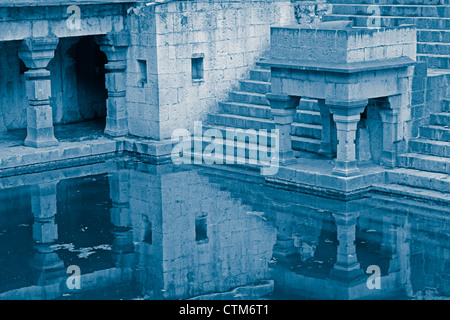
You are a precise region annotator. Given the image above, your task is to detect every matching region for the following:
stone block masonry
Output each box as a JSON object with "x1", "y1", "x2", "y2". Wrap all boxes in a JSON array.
[{"x1": 126, "y1": 0, "x2": 295, "y2": 141}]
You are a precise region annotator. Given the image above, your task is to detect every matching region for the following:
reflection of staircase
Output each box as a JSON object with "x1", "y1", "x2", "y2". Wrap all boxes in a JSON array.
[
  {"x1": 204, "y1": 64, "x2": 323, "y2": 156},
  {"x1": 323, "y1": 0, "x2": 450, "y2": 70}
]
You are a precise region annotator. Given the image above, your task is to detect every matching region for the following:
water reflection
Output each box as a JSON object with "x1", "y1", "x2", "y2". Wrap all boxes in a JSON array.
[{"x1": 0, "y1": 160, "x2": 448, "y2": 300}]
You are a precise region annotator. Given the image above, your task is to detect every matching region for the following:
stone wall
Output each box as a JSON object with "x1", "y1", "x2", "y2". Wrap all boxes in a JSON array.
[{"x1": 126, "y1": 0, "x2": 295, "y2": 140}]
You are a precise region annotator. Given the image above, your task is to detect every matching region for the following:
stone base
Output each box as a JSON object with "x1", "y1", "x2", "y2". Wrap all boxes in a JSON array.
[
  {"x1": 278, "y1": 151, "x2": 298, "y2": 166},
  {"x1": 332, "y1": 161, "x2": 360, "y2": 177},
  {"x1": 25, "y1": 137, "x2": 59, "y2": 148},
  {"x1": 329, "y1": 267, "x2": 366, "y2": 283},
  {"x1": 104, "y1": 128, "x2": 129, "y2": 137}
]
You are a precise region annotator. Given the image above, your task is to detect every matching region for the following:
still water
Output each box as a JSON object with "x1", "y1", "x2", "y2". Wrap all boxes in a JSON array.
[{"x1": 0, "y1": 158, "x2": 448, "y2": 300}]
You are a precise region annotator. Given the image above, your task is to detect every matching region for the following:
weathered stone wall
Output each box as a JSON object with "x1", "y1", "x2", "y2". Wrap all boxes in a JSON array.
[
  {"x1": 292, "y1": 0, "x2": 332, "y2": 24},
  {"x1": 126, "y1": 0, "x2": 295, "y2": 140},
  {"x1": 0, "y1": 3, "x2": 127, "y2": 42}
]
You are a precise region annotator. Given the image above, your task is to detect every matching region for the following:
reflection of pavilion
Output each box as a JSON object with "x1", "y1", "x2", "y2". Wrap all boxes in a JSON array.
[
  {"x1": 271, "y1": 206, "x2": 412, "y2": 300},
  {"x1": 201, "y1": 167, "x2": 441, "y2": 300}
]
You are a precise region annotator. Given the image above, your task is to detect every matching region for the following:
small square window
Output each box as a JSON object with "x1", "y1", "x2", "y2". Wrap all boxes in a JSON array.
[
  {"x1": 195, "y1": 217, "x2": 208, "y2": 242},
  {"x1": 191, "y1": 55, "x2": 204, "y2": 81},
  {"x1": 137, "y1": 59, "x2": 147, "y2": 86}
]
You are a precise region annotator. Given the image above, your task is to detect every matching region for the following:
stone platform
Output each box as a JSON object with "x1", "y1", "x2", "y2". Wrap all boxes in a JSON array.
[{"x1": 0, "y1": 121, "x2": 447, "y2": 204}]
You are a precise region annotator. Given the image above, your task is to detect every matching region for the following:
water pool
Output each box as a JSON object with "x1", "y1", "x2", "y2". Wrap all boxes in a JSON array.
[{"x1": 0, "y1": 158, "x2": 448, "y2": 300}]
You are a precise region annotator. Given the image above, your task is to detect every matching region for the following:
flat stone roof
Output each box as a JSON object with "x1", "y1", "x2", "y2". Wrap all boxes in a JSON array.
[{"x1": 0, "y1": 0, "x2": 137, "y2": 8}]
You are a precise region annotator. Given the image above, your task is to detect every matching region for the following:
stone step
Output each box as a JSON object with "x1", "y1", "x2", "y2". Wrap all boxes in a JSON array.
[
  {"x1": 326, "y1": 0, "x2": 450, "y2": 5},
  {"x1": 409, "y1": 138, "x2": 450, "y2": 157},
  {"x1": 291, "y1": 123, "x2": 322, "y2": 140},
  {"x1": 418, "y1": 54, "x2": 450, "y2": 69},
  {"x1": 239, "y1": 80, "x2": 271, "y2": 95},
  {"x1": 291, "y1": 136, "x2": 321, "y2": 153},
  {"x1": 202, "y1": 124, "x2": 277, "y2": 147},
  {"x1": 229, "y1": 91, "x2": 269, "y2": 106},
  {"x1": 331, "y1": 4, "x2": 450, "y2": 17},
  {"x1": 249, "y1": 69, "x2": 271, "y2": 83},
  {"x1": 419, "y1": 124, "x2": 450, "y2": 141},
  {"x1": 207, "y1": 113, "x2": 275, "y2": 130},
  {"x1": 387, "y1": 168, "x2": 450, "y2": 192},
  {"x1": 295, "y1": 110, "x2": 322, "y2": 125},
  {"x1": 218, "y1": 102, "x2": 272, "y2": 119},
  {"x1": 188, "y1": 137, "x2": 276, "y2": 164},
  {"x1": 430, "y1": 112, "x2": 450, "y2": 126},
  {"x1": 418, "y1": 29, "x2": 450, "y2": 43},
  {"x1": 373, "y1": 184, "x2": 450, "y2": 205},
  {"x1": 443, "y1": 99, "x2": 450, "y2": 111},
  {"x1": 418, "y1": 42, "x2": 450, "y2": 55},
  {"x1": 324, "y1": 13, "x2": 450, "y2": 30},
  {"x1": 397, "y1": 152, "x2": 450, "y2": 173}
]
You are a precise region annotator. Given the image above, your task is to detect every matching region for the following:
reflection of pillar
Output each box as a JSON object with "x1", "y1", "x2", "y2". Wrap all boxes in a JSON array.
[
  {"x1": 329, "y1": 100, "x2": 367, "y2": 177},
  {"x1": 266, "y1": 94, "x2": 301, "y2": 165},
  {"x1": 29, "y1": 182, "x2": 65, "y2": 285},
  {"x1": 329, "y1": 212, "x2": 365, "y2": 283},
  {"x1": 382, "y1": 213, "x2": 413, "y2": 296},
  {"x1": 18, "y1": 37, "x2": 59, "y2": 148},
  {"x1": 109, "y1": 170, "x2": 135, "y2": 268},
  {"x1": 97, "y1": 32, "x2": 130, "y2": 137},
  {"x1": 272, "y1": 202, "x2": 297, "y2": 261}
]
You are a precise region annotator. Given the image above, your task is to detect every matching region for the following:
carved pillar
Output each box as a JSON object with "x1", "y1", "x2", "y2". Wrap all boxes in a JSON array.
[
  {"x1": 97, "y1": 32, "x2": 130, "y2": 137},
  {"x1": 328, "y1": 100, "x2": 367, "y2": 177},
  {"x1": 266, "y1": 93, "x2": 300, "y2": 165},
  {"x1": 318, "y1": 99, "x2": 333, "y2": 157},
  {"x1": 18, "y1": 37, "x2": 59, "y2": 148},
  {"x1": 378, "y1": 95, "x2": 406, "y2": 168}
]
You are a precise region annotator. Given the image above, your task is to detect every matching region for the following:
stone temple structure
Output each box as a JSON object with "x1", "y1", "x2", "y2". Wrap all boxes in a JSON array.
[{"x1": 0, "y1": 0, "x2": 448, "y2": 202}]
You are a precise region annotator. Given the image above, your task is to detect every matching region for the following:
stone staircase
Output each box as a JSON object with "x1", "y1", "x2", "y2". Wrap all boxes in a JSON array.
[
  {"x1": 381, "y1": 97, "x2": 450, "y2": 199},
  {"x1": 204, "y1": 64, "x2": 322, "y2": 160},
  {"x1": 323, "y1": 0, "x2": 450, "y2": 70}
]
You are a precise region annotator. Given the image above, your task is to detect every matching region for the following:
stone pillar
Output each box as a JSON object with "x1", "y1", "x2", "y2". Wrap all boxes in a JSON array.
[
  {"x1": 318, "y1": 99, "x2": 333, "y2": 157},
  {"x1": 18, "y1": 37, "x2": 59, "y2": 148},
  {"x1": 379, "y1": 95, "x2": 404, "y2": 168},
  {"x1": 328, "y1": 100, "x2": 367, "y2": 177},
  {"x1": 29, "y1": 181, "x2": 65, "y2": 286},
  {"x1": 329, "y1": 211, "x2": 365, "y2": 283},
  {"x1": 266, "y1": 93, "x2": 300, "y2": 165},
  {"x1": 97, "y1": 32, "x2": 130, "y2": 137}
]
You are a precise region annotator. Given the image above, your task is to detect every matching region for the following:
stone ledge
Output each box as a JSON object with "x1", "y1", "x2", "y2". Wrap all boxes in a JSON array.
[
  {"x1": 0, "y1": 0, "x2": 137, "y2": 8},
  {"x1": 258, "y1": 56, "x2": 416, "y2": 74}
]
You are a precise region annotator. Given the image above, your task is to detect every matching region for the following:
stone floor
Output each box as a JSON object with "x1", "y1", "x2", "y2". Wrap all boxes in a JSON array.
[{"x1": 0, "y1": 120, "x2": 118, "y2": 175}]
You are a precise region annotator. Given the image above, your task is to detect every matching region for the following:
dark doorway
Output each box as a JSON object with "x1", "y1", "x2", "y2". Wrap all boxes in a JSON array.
[{"x1": 66, "y1": 36, "x2": 108, "y2": 124}]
